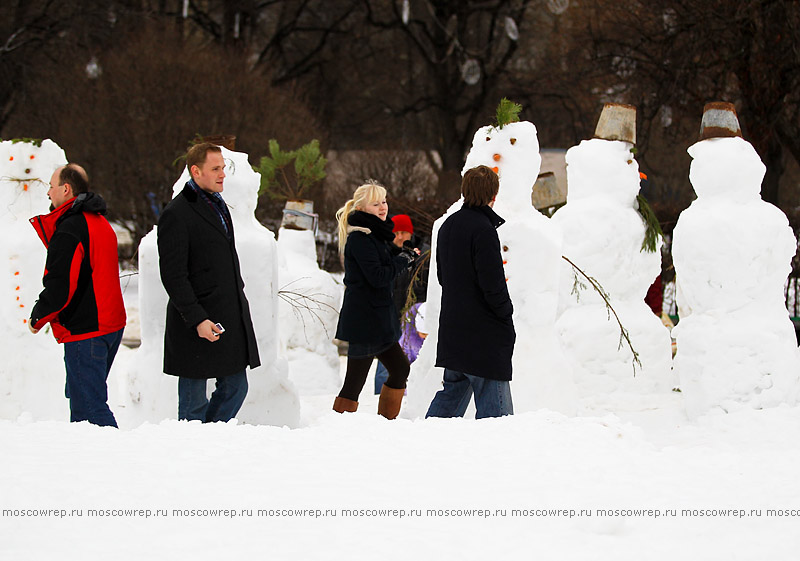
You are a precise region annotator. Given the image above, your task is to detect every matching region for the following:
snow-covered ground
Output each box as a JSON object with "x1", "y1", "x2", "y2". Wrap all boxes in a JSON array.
[
  {"x1": 4, "y1": 272, "x2": 798, "y2": 558},
  {"x1": 3, "y1": 383, "x2": 800, "y2": 560}
]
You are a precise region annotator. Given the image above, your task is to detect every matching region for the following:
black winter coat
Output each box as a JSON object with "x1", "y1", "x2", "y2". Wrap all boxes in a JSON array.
[
  {"x1": 157, "y1": 184, "x2": 260, "y2": 379},
  {"x1": 335, "y1": 212, "x2": 410, "y2": 345},
  {"x1": 435, "y1": 204, "x2": 515, "y2": 380}
]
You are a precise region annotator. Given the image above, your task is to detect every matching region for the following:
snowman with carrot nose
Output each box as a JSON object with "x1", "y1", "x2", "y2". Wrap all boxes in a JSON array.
[{"x1": 410, "y1": 100, "x2": 576, "y2": 416}]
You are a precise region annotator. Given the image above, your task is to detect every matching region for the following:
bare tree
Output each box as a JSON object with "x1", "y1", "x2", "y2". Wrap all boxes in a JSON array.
[
  {"x1": 341, "y1": 0, "x2": 532, "y2": 202},
  {"x1": 4, "y1": 19, "x2": 326, "y2": 255},
  {"x1": 576, "y1": 0, "x2": 800, "y2": 209},
  {"x1": 236, "y1": 1, "x2": 532, "y2": 203},
  {"x1": 0, "y1": 1, "x2": 110, "y2": 130},
  {"x1": 325, "y1": 148, "x2": 443, "y2": 236},
  {"x1": 7, "y1": 0, "x2": 799, "y2": 251}
]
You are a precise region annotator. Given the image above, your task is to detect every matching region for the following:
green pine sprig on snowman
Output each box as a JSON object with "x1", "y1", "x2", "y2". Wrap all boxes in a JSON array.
[
  {"x1": 495, "y1": 98, "x2": 522, "y2": 129},
  {"x1": 635, "y1": 194, "x2": 663, "y2": 253}
]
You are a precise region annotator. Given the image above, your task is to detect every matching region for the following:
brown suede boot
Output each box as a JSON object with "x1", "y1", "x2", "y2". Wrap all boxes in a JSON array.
[
  {"x1": 333, "y1": 396, "x2": 358, "y2": 413},
  {"x1": 377, "y1": 385, "x2": 405, "y2": 420}
]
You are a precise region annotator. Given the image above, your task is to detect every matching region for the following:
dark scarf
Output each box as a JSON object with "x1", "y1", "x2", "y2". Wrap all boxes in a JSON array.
[
  {"x1": 187, "y1": 178, "x2": 233, "y2": 240},
  {"x1": 348, "y1": 210, "x2": 396, "y2": 244}
]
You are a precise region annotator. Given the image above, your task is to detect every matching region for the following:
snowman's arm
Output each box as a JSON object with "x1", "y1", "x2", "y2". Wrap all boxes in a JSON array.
[
  {"x1": 473, "y1": 228, "x2": 514, "y2": 321},
  {"x1": 157, "y1": 208, "x2": 209, "y2": 328}
]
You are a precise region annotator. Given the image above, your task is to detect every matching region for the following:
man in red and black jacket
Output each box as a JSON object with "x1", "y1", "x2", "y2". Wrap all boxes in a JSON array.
[{"x1": 29, "y1": 164, "x2": 126, "y2": 427}]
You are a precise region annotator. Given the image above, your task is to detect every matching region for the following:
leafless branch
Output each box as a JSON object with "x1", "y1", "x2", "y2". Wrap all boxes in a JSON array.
[
  {"x1": 278, "y1": 277, "x2": 338, "y2": 343},
  {"x1": 562, "y1": 254, "x2": 641, "y2": 376}
]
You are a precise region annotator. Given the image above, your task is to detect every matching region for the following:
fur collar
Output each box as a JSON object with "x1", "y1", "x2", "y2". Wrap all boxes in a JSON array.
[
  {"x1": 347, "y1": 225, "x2": 371, "y2": 235},
  {"x1": 347, "y1": 210, "x2": 396, "y2": 243}
]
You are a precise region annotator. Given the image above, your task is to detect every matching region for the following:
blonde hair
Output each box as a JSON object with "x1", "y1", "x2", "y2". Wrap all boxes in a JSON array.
[{"x1": 336, "y1": 180, "x2": 387, "y2": 254}]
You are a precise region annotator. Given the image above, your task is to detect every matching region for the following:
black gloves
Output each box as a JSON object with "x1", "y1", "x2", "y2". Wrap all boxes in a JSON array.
[{"x1": 397, "y1": 246, "x2": 418, "y2": 268}]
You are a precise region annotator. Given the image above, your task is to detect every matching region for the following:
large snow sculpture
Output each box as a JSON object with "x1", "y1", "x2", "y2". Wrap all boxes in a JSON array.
[
  {"x1": 553, "y1": 104, "x2": 674, "y2": 407},
  {"x1": 672, "y1": 102, "x2": 800, "y2": 416}
]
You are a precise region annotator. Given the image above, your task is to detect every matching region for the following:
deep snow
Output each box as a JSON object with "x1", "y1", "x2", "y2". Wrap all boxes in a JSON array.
[{"x1": 3, "y1": 392, "x2": 800, "y2": 560}]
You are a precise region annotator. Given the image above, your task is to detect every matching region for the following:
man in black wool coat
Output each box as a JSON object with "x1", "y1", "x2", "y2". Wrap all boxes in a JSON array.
[
  {"x1": 426, "y1": 165, "x2": 516, "y2": 419},
  {"x1": 157, "y1": 142, "x2": 260, "y2": 422}
]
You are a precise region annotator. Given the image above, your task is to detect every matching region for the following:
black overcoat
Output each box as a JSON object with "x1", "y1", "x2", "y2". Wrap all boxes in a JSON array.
[
  {"x1": 435, "y1": 204, "x2": 515, "y2": 380},
  {"x1": 335, "y1": 225, "x2": 408, "y2": 345},
  {"x1": 157, "y1": 184, "x2": 260, "y2": 379}
]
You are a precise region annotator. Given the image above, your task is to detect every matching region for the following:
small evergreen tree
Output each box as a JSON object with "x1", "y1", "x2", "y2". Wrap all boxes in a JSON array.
[{"x1": 257, "y1": 139, "x2": 327, "y2": 200}]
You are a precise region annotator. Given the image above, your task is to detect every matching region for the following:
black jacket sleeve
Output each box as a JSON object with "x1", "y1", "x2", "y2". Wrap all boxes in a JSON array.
[{"x1": 30, "y1": 229, "x2": 83, "y2": 329}]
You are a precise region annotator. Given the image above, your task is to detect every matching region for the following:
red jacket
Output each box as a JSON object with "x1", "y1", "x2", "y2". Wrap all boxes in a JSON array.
[{"x1": 29, "y1": 193, "x2": 126, "y2": 343}]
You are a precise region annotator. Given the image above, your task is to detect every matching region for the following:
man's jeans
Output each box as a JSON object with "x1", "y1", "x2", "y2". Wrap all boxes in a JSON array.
[
  {"x1": 178, "y1": 370, "x2": 248, "y2": 423},
  {"x1": 426, "y1": 368, "x2": 513, "y2": 419},
  {"x1": 63, "y1": 328, "x2": 124, "y2": 427},
  {"x1": 374, "y1": 360, "x2": 389, "y2": 394}
]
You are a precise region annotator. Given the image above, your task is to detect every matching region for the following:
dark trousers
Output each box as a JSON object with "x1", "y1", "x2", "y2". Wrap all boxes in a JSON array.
[{"x1": 339, "y1": 342, "x2": 410, "y2": 402}]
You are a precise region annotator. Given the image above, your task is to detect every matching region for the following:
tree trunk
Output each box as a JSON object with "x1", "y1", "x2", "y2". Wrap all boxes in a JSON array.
[
  {"x1": 745, "y1": 114, "x2": 785, "y2": 206},
  {"x1": 436, "y1": 138, "x2": 466, "y2": 204},
  {"x1": 759, "y1": 139, "x2": 784, "y2": 207},
  {"x1": 436, "y1": 167, "x2": 462, "y2": 205}
]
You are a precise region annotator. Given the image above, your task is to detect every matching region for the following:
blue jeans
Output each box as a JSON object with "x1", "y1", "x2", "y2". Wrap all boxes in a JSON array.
[
  {"x1": 178, "y1": 370, "x2": 248, "y2": 422},
  {"x1": 374, "y1": 361, "x2": 389, "y2": 394},
  {"x1": 426, "y1": 368, "x2": 513, "y2": 419},
  {"x1": 63, "y1": 328, "x2": 123, "y2": 427}
]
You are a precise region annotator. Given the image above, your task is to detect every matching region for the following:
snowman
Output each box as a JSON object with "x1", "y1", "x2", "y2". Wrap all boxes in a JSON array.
[
  {"x1": 407, "y1": 101, "x2": 576, "y2": 416},
  {"x1": 671, "y1": 102, "x2": 800, "y2": 416},
  {"x1": 127, "y1": 145, "x2": 300, "y2": 427},
  {"x1": 0, "y1": 139, "x2": 70, "y2": 420},
  {"x1": 552, "y1": 103, "x2": 674, "y2": 407}
]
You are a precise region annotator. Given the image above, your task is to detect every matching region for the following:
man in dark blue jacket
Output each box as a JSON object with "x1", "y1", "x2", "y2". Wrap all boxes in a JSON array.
[{"x1": 426, "y1": 165, "x2": 515, "y2": 419}]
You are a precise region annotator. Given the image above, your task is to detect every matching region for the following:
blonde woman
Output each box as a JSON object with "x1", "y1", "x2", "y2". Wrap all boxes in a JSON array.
[{"x1": 333, "y1": 181, "x2": 418, "y2": 419}]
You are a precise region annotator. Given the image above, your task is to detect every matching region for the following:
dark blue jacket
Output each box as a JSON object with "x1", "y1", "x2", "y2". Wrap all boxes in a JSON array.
[{"x1": 435, "y1": 204, "x2": 515, "y2": 380}]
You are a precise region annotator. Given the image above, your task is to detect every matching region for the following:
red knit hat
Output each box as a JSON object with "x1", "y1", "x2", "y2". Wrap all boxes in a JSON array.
[{"x1": 391, "y1": 214, "x2": 413, "y2": 234}]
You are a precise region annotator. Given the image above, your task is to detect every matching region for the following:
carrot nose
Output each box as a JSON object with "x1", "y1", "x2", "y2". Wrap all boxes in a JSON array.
[{"x1": 493, "y1": 154, "x2": 501, "y2": 161}]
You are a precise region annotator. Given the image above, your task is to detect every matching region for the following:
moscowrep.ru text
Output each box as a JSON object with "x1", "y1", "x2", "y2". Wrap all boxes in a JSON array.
[{"x1": 3, "y1": 507, "x2": 794, "y2": 520}]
